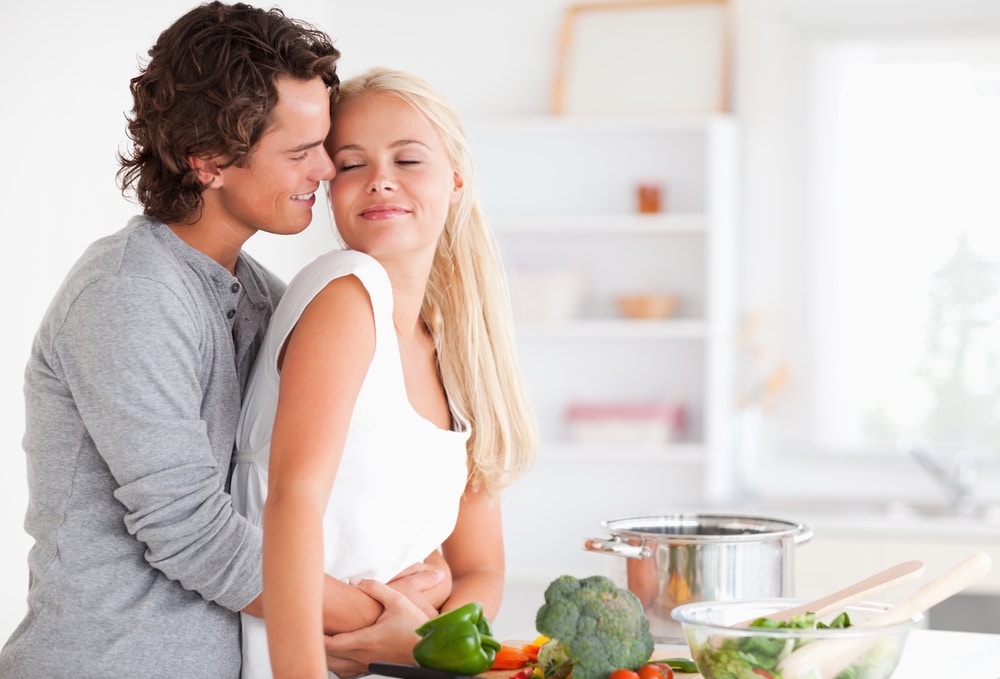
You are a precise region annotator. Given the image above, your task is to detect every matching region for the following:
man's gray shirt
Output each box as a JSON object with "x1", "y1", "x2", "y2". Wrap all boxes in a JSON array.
[{"x1": 0, "y1": 216, "x2": 285, "y2": 678}]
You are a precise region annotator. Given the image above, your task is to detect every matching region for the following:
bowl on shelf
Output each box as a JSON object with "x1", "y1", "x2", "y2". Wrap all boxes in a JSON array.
[
  {"x1": 616, "y1": 292, "x2": 679, "y2": 319},
  {"x1": 671, "y1": 598, "x2": 920, "y2": 679}
]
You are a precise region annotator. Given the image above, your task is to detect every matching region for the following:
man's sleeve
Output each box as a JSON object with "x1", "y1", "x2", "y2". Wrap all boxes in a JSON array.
[{"x1": 54, "y1": 274, "x2": 262, "y2": 611}]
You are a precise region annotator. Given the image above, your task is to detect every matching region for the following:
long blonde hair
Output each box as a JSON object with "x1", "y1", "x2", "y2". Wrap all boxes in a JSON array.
[{"x1": 332, "y1": 67, "x2": 538, "y2": 496}]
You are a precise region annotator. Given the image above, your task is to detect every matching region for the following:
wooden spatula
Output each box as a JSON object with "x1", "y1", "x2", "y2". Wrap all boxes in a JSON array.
[
  {"x1": 708, "y1": 559, "x2": 925, "y2": 649},
  {"x1": 734, "y1": 559, "x2": 925, "y2": 627},
  {"x1": 778, "y1": 552, "x2": 992, "y2": 679}
]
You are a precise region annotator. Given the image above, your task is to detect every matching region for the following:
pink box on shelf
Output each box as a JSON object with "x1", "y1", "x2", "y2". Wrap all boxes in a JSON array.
[{"x1": 566, "y1": 402, "x2": 686, "y2": 445}]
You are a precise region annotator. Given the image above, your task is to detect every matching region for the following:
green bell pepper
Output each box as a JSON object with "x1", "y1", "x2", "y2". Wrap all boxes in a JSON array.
[{"x1": 413, "y1": 602, "x2": 502, "y2": 675}]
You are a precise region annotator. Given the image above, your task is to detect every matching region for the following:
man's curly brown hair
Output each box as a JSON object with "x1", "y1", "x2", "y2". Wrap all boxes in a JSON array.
[{"x1": 117, "y1": 2, "x2": 340, "y2": 225}]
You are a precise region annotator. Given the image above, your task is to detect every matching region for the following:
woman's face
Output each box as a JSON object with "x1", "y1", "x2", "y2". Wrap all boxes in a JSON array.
[{"x1": 325, "y1": 91, "x2": 463, "y2": 262}]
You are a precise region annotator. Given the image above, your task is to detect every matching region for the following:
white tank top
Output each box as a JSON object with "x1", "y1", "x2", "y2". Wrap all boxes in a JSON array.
[{"x1": 232, "y1": 249, "x2": 470, "y2": 679}]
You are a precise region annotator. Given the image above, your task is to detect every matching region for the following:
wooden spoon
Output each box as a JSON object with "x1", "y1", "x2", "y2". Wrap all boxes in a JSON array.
[
  {"x1": 708, "y1": 559, "x2": 925, "y2": 649},
  {"x1": 734, "y1": 559, "x2": 925, "y2": 627},
  {"x1": 778, "y1": 552, "x2": 993, "y2": 679}
]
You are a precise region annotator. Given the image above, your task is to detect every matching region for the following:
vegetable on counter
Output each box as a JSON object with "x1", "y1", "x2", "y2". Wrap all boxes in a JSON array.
[
  {"x1": 534, "y1": 574, "x2": 655, "y2": 679},
  {"x1": 650, "y1": 658, "x2": 699, "y2": 674},
  {"x1": 610, "y1": 658, "x2": 700, "y2": 679},
  {"x1": 491, "y1": 645, "x2": 534, "y2": 670},
  {"x1": 413, "y1": 602, "x2": 502, "y2": 675},
  {"x1": 691, "y1": 611, "x2": 855, "y2": 679}
]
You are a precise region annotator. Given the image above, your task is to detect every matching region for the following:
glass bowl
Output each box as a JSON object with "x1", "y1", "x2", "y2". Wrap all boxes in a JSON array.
[{"x1": 670, "y1": 598, "x2": 921, "y2": 679}]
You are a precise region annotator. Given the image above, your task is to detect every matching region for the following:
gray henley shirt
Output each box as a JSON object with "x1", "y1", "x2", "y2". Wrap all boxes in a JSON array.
[{"x1": 0, "y1": 215, "x2": 285, "y2": 678}]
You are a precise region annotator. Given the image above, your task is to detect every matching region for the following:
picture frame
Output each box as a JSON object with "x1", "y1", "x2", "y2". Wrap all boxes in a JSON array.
[{"x1": 552, "y1": 0, "x2": 732, "y2": 115}]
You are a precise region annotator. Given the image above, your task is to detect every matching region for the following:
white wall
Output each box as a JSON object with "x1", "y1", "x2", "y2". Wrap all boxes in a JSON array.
[{"x1": 0, "y1": 0, "x2": 577, "y2": 643}]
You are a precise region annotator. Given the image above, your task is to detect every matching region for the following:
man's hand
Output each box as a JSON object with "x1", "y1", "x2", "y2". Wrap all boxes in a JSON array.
[
  {"x1": 388, "y1": 551, "x2": 451, "y2": 612},
  {"x1": 325, "y1": 579, "x2": 430, "y2": 677}
]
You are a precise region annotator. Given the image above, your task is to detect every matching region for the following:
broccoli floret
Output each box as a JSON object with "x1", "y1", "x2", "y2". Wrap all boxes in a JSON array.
[{"x1": 534, "y1": 574, "x2": 655, "y2": 679}]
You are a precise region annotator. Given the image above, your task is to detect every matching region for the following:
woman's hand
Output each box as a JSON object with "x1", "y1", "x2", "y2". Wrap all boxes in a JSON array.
[{"x1": 324, "y1": 578, "x2": 432, "y2": 677}]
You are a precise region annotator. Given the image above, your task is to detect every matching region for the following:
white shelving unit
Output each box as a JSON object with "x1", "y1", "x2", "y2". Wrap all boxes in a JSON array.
[{"x1": 469, "y1": 114, "x2": 738, "y2": 501}]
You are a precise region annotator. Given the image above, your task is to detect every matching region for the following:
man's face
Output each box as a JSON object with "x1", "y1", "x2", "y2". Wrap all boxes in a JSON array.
[{"x1": 208, "y1": 76, "x2": 335, "y2": 238}]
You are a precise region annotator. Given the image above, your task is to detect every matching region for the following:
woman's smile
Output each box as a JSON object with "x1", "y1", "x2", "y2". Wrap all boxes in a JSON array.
[{"x1": 360, "y1": 203, "x2": 409, "y2": 220}]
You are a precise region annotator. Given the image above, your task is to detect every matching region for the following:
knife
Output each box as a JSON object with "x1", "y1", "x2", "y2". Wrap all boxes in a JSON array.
[{"x1": 368, "y1": 662, "x2": 476, "y2": 679}]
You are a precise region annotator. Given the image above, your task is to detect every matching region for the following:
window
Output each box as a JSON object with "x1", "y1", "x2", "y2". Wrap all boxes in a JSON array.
[
  {"x1": 742, "y1": 24, "x2": 1000, "y2": 501},
  {"x1": 801, "y1": 37, "x2": 1000, "y2": 454}
]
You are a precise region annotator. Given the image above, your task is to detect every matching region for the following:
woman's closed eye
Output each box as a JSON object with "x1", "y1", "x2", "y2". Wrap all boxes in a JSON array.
[{"x1": 334, "y1": 156, "x2": 424, "y2": 172}]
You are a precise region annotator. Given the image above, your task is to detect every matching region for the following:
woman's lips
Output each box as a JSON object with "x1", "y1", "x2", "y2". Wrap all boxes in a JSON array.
[{"x1": 360, "y1": 204, "x2": 408, "y2": 220}]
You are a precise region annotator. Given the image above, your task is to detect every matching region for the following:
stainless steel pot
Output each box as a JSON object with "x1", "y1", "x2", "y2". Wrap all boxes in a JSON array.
[{"x1": 584, "y1": 514, "x2": 813, "y2": 642}]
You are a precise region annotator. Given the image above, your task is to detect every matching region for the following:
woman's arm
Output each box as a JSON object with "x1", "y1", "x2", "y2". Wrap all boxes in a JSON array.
[
  {"x1": 322, "y1": 486, "x2": 506, "y2": 677},
  {"x1": 439, "y1": 487, "x2": 505, "y2": 620},
  {"x1": 263, "y1": 275, "x2": 377, "y2": 678}
]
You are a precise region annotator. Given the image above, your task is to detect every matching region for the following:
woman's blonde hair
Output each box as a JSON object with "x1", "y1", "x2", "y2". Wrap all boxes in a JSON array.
[{"x1": 332, "y1": 67, "x2": 538, "y2": 496}]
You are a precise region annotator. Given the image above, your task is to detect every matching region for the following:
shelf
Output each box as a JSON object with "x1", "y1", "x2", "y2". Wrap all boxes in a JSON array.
[
  {"x1": 514, "y1": 318, "x2": 706, "y2": 340},
  {"x1": 493, "y1": 213, "x2": 707, "y2": 234},
  {"x1": 541, "y1": 440, "x2": 706, "y2": 463},
  {"x1": 469, "y1": 113, "x2": 738, "y2": 503}
]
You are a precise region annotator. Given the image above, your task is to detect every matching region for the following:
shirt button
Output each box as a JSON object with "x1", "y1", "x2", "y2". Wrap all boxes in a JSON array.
[
  {"x1": 227, "y1": 309, "x2": 236, "y2": 319},
  {"x1": 231, "y1": 283, "x2": 241, "y2": 294}
]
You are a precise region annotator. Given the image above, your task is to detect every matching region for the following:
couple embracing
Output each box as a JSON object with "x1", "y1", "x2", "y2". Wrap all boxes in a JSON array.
[{"x1": 0, "y1": 3, "x2": 536, "y2": 678}]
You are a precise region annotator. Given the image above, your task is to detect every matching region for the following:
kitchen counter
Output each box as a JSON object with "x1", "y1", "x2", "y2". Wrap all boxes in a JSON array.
[
  {"x1": 650, "y1": 628, "x2": 1000, "y2": 678},
  {"x1": 495, "y1": 582, "x2": 1000, "y2": 679},
  {"x1": 465, "y1": 630, "x2": 1000, "y2": 679}
]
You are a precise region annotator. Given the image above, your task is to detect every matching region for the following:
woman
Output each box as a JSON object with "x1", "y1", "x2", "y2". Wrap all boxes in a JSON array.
[{"x1": 232, "y1": 67, "x2": 538, "y2": 679}]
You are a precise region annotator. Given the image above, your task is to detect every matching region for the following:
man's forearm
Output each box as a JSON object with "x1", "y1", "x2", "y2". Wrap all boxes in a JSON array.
[{"x1": 322, "y1": 575, "x2": 384, "y2": 634}]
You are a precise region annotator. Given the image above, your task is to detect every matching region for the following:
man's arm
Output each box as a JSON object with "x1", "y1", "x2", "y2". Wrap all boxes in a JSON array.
[
  {"x1": 387, "y1": 550, "x2": 452, "y2": 612},
  {"x1": 62, "y1": 276, "x2": 262, "y2": 610},
  {"x1": 243, "y1": 554, "x2": 448, "y2": 627}
]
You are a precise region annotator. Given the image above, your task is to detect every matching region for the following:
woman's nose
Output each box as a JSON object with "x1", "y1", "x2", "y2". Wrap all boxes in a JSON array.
[{"x1": 368, "y1": 173, "x2": 396, "y2": 193}]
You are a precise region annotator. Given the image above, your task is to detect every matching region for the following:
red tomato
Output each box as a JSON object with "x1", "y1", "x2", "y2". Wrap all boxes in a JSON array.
[
  {"x1": 637, "y1": 666, "x2": 663, "y2": 679},
  {"x1": 751, "y1": 670, "x2": 774, "y2": 678},
  {"x1": 609, "y1": 670, "x2": 641, "y2": 679},
  {"x1": 647, "y1": 664, "x2": 675, "y2": 679}
]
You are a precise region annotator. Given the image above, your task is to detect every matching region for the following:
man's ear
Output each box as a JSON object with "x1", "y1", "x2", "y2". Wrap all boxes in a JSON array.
[{"x1": 189, "y1": 155, "x2": 224, "y2": 189}]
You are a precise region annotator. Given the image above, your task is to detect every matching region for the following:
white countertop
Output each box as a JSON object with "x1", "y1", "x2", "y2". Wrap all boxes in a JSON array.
[
  {"x1": 893, "y1": 629, "x2": 1000, "y2": 677},
  {"x1": 650, "y1": 629, "x2": 1000, "y2": 679},
  {"x1": 495, "y1": 581, "x2": 1000, "y2": 679}
]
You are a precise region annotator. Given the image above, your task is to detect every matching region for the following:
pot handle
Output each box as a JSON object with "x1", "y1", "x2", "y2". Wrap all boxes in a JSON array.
[
  {"x1": 794, "y1": 522, "x2": 815, "y2": 545},
  {"x1": 583, "y1": 535, "x2": 653, "y2": 560}
]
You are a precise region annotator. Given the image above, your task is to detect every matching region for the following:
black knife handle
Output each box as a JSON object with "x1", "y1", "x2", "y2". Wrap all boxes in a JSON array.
[{"x1": 368, "y1": 662, "x2": 476, "y2": 679}]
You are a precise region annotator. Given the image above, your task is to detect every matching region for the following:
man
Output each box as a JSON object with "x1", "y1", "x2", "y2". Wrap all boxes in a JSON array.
[{"x1": 0, "y1": 4, "x2": 443, "y2": 677}]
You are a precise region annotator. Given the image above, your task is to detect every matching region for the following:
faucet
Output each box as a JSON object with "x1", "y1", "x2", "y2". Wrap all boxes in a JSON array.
[{"x1": 907, "y1": 444, "x2": 979, "y2": 515}]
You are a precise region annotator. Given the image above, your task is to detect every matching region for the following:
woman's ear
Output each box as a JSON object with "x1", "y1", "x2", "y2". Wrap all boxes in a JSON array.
[
  {"x1": 450, "y1": 171, "x2": 465, "y2": 204},
  {"x1": 189, "y1": 155, "x2": 224, "y2": 189}
]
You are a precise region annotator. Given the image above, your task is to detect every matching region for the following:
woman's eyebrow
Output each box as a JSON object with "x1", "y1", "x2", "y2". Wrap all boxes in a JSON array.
[{"x1": 331, "y1": 139, "x2": 430, "y2": 156}]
